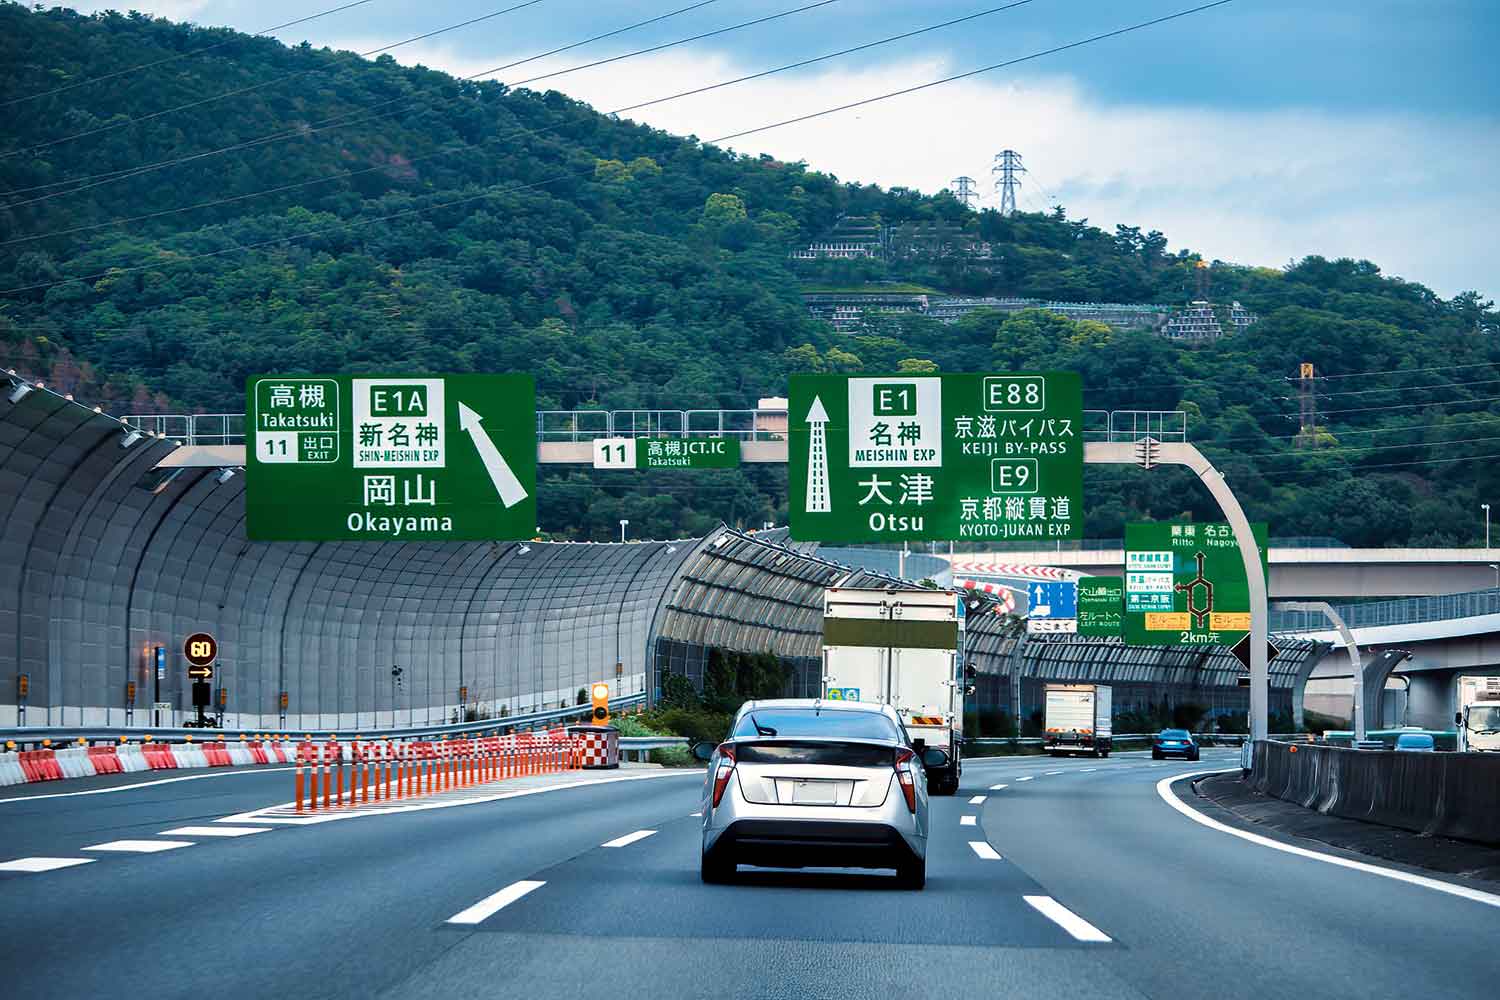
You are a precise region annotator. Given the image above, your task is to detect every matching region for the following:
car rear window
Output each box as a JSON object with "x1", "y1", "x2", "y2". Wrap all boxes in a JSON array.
[
  {"x1": 734, "y1": 742, "x2": 895, "y2": 766},
  {"x1": 1161, "y1": 730, "x2": 1190, "y2": 738},
  {"x1": 732, "y1": 709, "x2": 899, "y2": 741}
]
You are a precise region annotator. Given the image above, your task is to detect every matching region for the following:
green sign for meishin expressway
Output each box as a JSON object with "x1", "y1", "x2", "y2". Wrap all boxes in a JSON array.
[
  {"x1": 788, "y1": 373, "x2": 1083, "y2": 543},
  {"x1": 246, "y1": 375, "x2": 536, "y2": 541},
  {"x1": 1123, "y1": 521, "x2": 1268, "y2": 647}
]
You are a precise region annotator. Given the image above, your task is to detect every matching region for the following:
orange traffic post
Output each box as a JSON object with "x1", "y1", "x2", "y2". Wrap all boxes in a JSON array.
[
  {"x1": 295, "y1": 757, "x2": 305, "y2": 812},
  {"x1": 309, "y1": 754, "x2": 320, "y2": 811},
  {"x1": 408, "y1": 743, "x2": 417, "y2": 797},
  {"x1": 334, "y1": 749, "x2": 343, "y2": 807},
  {"x1": 323, "y1": 749, "x2": 332, "y2": 810},
  {"x1": 395, "y1": 744, "x2": 405, "y2": 800},
  {"x1": 361, "y1": 754, "x2": 369, "y2": 804}
]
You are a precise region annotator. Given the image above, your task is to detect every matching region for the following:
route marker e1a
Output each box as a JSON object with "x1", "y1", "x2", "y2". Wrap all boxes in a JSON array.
[
  {"x1": 1123, "y1": 522, "x2": 1268, "y2": 647},
  {"x1": 788, "y1": 373, "x2": 1083, "y2": 543},
  {"x1": 246, "y1": 375, "x2": 535, "y2": 541}
]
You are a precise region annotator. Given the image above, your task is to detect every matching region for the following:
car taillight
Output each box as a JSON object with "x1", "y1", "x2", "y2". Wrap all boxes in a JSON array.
[
  {"x1": 711, "y1": 743, "x2": 736, "y2": 809},
  {"x1": 894, "y1": 747, "x2": 917, "y2": 814}
]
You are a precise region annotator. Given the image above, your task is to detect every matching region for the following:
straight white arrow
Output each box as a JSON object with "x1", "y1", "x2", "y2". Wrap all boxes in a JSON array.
[{"x1": 457, "y1": 402, "x2": 528, "y2": 508}]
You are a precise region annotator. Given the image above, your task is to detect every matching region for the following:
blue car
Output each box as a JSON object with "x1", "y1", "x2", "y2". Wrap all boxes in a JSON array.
[{"x1": 1152, "y1": 729, "x2": 1200, "y2": 761}]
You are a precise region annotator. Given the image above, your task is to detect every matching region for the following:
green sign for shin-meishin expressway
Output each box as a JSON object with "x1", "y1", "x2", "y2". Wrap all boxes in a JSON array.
[
  {"x1": 246, "y1": 375, "x2": 535, "y2": 541},
  {"x1": 1123, "y1": 522, "x2": 1268, "y2": 647},
  {"x1": 788, "y1": 373, "x2": 1084, "y2": 543}
]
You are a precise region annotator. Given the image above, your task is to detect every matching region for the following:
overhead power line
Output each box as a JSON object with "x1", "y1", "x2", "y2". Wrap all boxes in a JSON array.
[
  {"x1": 0, "y1": 0, "x2": 1239, "y2": 297},
  {"x1": 1293, "y1": 393, "x2": 1500, "y2": 418},
  {"x1": 1, "y1": 0, "x2": 383, "y2": 109},
  {"x1": 706, "y1": 0, "x2": 1236, "y2": 145},
  {"x1": 1299, "y1": 376, "x2": 1500, "y2": 398},
  {"x1": 1, "y1": 0, "x2": 1037, "y2": 246},
  {"x1": 0, "y1": 0, "x2": 552, "y2": 161},
  {"x1": 1228, "y1": 448, "x2": 1500, "y2": 484},
  {"x1": 1317, "y1": 360, "x2": 1500, "y2": 380}
]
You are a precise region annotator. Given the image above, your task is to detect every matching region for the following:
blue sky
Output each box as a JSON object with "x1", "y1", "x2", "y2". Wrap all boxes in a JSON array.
[{"x1": 73, "y1": 1, "x2": 1499, "y2": 298}]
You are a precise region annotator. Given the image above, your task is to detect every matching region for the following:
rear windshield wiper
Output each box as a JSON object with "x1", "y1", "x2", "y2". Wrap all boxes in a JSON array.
[{"x1": 750, "y1": 714, "x2": 777, "y2": 737}]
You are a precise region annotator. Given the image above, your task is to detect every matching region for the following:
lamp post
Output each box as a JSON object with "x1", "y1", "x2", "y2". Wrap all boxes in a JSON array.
[
  {"x1": 1483, "y1": 503, "x2": 1491, "y2": 548},
  {"x1": 619, "y1": 518, "x2": 629, "y2": 543}
]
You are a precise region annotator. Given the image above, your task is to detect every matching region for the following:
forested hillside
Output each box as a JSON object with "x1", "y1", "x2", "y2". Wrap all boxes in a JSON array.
[{"x1": 2, "y1": 4, "x2": 1497, "y2": 543}]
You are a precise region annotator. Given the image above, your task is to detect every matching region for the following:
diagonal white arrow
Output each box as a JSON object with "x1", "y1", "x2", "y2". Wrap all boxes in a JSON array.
[{"x1": 457, "y1": 402, "x2": 528, "y2": 508}]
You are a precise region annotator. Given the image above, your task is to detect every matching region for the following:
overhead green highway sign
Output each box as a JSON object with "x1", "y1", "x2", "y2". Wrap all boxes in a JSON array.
[
  {"x1": 591, "y1": 437, "x2": 740, "y2": 470},
  {"x1": 1123, "y1": 522, "x2": 1268, "y2": 647},
  {"x1": 246, "y1": 375, "x2": 535, "y2": 541},
  {"x1": 788, "y1": 373, "x2": 1083, "y2": 543},
  {"x1": 1076, "y1": 576, "x2": 1124, "y2": 638}
]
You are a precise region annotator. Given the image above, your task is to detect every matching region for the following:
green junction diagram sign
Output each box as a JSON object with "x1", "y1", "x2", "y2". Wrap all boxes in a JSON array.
[
  {"x1": 788, "y1": 373, "x2": 1083, "y2": 543},
  {"x1": 246, "y1": 375, "x2": 536, "y2": 541},
  {"x1": 1123, "y1": 522, "x2": 1268, "y2": 647},
  {"x1": 1076, "y1": 576, "x2": 1124, "y2": 638}
]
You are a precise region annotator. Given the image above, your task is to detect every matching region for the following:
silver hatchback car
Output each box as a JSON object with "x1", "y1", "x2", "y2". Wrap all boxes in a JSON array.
[{"x1": 692, "y1": 698, "x2": 944, "y2": 889}]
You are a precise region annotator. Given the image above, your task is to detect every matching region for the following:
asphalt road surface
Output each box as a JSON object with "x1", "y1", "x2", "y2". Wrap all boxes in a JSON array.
[{"x1": 3, "y1": 750, "x2": 1496, "y2": 999}]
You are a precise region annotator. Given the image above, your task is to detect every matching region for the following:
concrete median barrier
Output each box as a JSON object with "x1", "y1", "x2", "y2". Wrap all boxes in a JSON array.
[{"x1": 1251, "y1": 740, "x2": 1500, "y2": 845}]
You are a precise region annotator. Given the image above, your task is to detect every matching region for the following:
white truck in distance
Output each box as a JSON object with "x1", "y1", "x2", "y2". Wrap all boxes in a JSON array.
[
  {"x1": 1456, "y1": 675, "x2": 1500, "y2": 752},
  {"x1": 821, "y1": 586, "x2": 967, "y2": 795},
  {"x1": 1043, "y1": 684, "x2": 1112, "y2": 757}
]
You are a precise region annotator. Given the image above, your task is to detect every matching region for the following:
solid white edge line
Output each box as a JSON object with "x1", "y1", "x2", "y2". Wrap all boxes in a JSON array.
[
  {"x1": 968, "y1": 841, "x2": 1002, "y2": 860},
  {"x1": 160, "y1": 826, "x2": 270, "y2": 837},
  {"x1": 959, "y1": 815, "x2": 977, "y2": 826},
  {"x1": 968, "y1": 795, "x2": 986, "y2": 804},
  {"x1": 0, "y1": 857, "x2": 96, "y2": 872},
  {"x1": 1024, "y1": 895, "x2": 1112, "y2": 942},
  {"x1": 446, "y1": 880, "x2": 546, "y2": 924},
  {"x1": 0, "y1": 766, "x2": 299, "y2": 803},
  {"x1": 82, "y1": 839, "x2": 194, "y2": 853},
  {"x1": 601, "y1": 829, "x2": 657, "y2": 848},
  {"x1": 1157, "y1": 769, "x2": 1500, "y2": 910}
]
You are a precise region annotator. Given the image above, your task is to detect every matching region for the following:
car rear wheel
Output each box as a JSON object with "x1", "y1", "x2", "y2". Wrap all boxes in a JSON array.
[
  {"x1": 701, "y1": 850, "x2": 736, "y2": 884},
  {"x1": 895, "y1": 856, "x2": 926, "y2": 890},
  {"x1": 1151, "y1": 749, "x2": 1163, "y2": 760}
]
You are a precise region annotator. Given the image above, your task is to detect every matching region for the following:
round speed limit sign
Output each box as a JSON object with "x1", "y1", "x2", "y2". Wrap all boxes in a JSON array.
[{"x1": 183, "y1": 632, "x2": 218, "y2": 667}]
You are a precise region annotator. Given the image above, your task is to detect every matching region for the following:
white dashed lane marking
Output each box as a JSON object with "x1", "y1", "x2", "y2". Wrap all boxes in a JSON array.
[
  {"x1": 1024, "y1": 895, "x2": 1112, "y2": 942},
  {"x1": 989, "y1": 783, "x2": 1008, "y2": 790},
  {"x1": 1045, "y1": 770, "x2": 1063, "y2": 775},
  {"x1": 601, "y1": 829, "x2": 656, "y2": 848},
  {"x1": 969, "y1": 841, "x2": 1002, "y2": 860},
  {"x1": 447, "y1": 880, "x2": 546, "y2": 925},
  {"x1": 0, "y1": 857, "x2": 96, "y2": 872},
  {"x1": 160, "y1": 826, "x2": 269, "y2": 838},
  {"x1": 83, "y1": 840, "x2": 194, "y2": 853},
  {"x1": 1015, "y1": 776, "x2": 1034, "y2": 782},
  {"x1": 960, "y1": 815, "x2": 977, "y2": 826}
]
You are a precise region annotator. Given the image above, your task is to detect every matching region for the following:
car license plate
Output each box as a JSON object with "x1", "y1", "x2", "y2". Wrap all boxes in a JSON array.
[{"x1": 792, "y1": 780, "x2": 839, "y2": 805}]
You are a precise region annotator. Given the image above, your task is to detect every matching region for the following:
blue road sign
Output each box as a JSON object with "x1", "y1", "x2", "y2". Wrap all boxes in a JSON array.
[{"x1": 1028, "y1": 581, "x2": 1077, "y2": 620}]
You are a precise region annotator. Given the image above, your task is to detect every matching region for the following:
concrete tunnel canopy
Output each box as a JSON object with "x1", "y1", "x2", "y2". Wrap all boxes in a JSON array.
[{"x1": 1, "y1": 373, "x2": 1323, "y2": 730}]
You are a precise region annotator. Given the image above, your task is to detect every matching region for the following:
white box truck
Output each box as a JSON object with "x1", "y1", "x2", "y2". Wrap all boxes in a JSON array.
[
  {"x1": 822, "y1": 587, "x2": 968, "y2": 795},
  {"x1": 1456, "y1": 675, "x2": 1500, "y2": 752},
  {"x1": 1043, "y1": 683, "x2": 1112, "y2": 757}
]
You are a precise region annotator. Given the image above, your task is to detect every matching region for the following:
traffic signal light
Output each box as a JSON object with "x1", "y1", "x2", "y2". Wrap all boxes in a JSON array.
[{"x1": 590, "y1": 682, "x2": 610, "y2": 725}]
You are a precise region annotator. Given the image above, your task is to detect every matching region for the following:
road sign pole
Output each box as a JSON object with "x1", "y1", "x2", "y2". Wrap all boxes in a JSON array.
[
  {"x1": 1278, "y1": 600, "x2": 1363, "y2": 741},
  {"x1": 1087, "y1": 441, "x2": 1269, "y2": 743}
]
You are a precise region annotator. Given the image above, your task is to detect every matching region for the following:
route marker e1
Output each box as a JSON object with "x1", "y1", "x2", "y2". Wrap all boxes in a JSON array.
[
  {"x1": 788, "y1": 373, "x2": 1083, "y2": 543},
  {"x1": 246, "y1": 375, "x2": 535, "y2": 541},
  {"x1": 1123, "y1": 522, "x2": 1267, "y2": 647}
]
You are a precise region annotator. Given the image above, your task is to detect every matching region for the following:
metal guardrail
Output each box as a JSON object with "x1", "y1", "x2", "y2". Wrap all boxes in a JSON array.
[
  {"x1": 0, "y1": 694, "x2": 646, "y2": 748},
  {"x1": 1271, "y1": 587, "x2": 1500, "y2": 634},
  {"x1": 966, "y1": 732, "x2": 1247, "y2": 747},
  {"x1": 123, "y1": 409, "x2": 1189, "y2": 447}
]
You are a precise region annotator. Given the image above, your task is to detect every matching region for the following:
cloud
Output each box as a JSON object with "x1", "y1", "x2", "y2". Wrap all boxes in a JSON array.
[{"x1": 324, "y1": 38, "x2": 1497, "y2": 300}]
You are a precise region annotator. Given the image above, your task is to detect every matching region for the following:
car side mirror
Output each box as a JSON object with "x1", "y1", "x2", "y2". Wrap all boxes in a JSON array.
[
  {"x1": 691, "y1": 742, "x2": 716, "y2": 762},
  {"x1": 921, "y1": 748, "x2": 949, "y2": 768}
]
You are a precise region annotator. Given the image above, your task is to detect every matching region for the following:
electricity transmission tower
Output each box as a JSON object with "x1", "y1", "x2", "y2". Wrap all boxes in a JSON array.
[
  {"x1": 992, "y1": 150, "x2": 1025, "y2": 217},
  {"x1": 951, "y1": 176, "x2": 979, "y2": 210}
]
